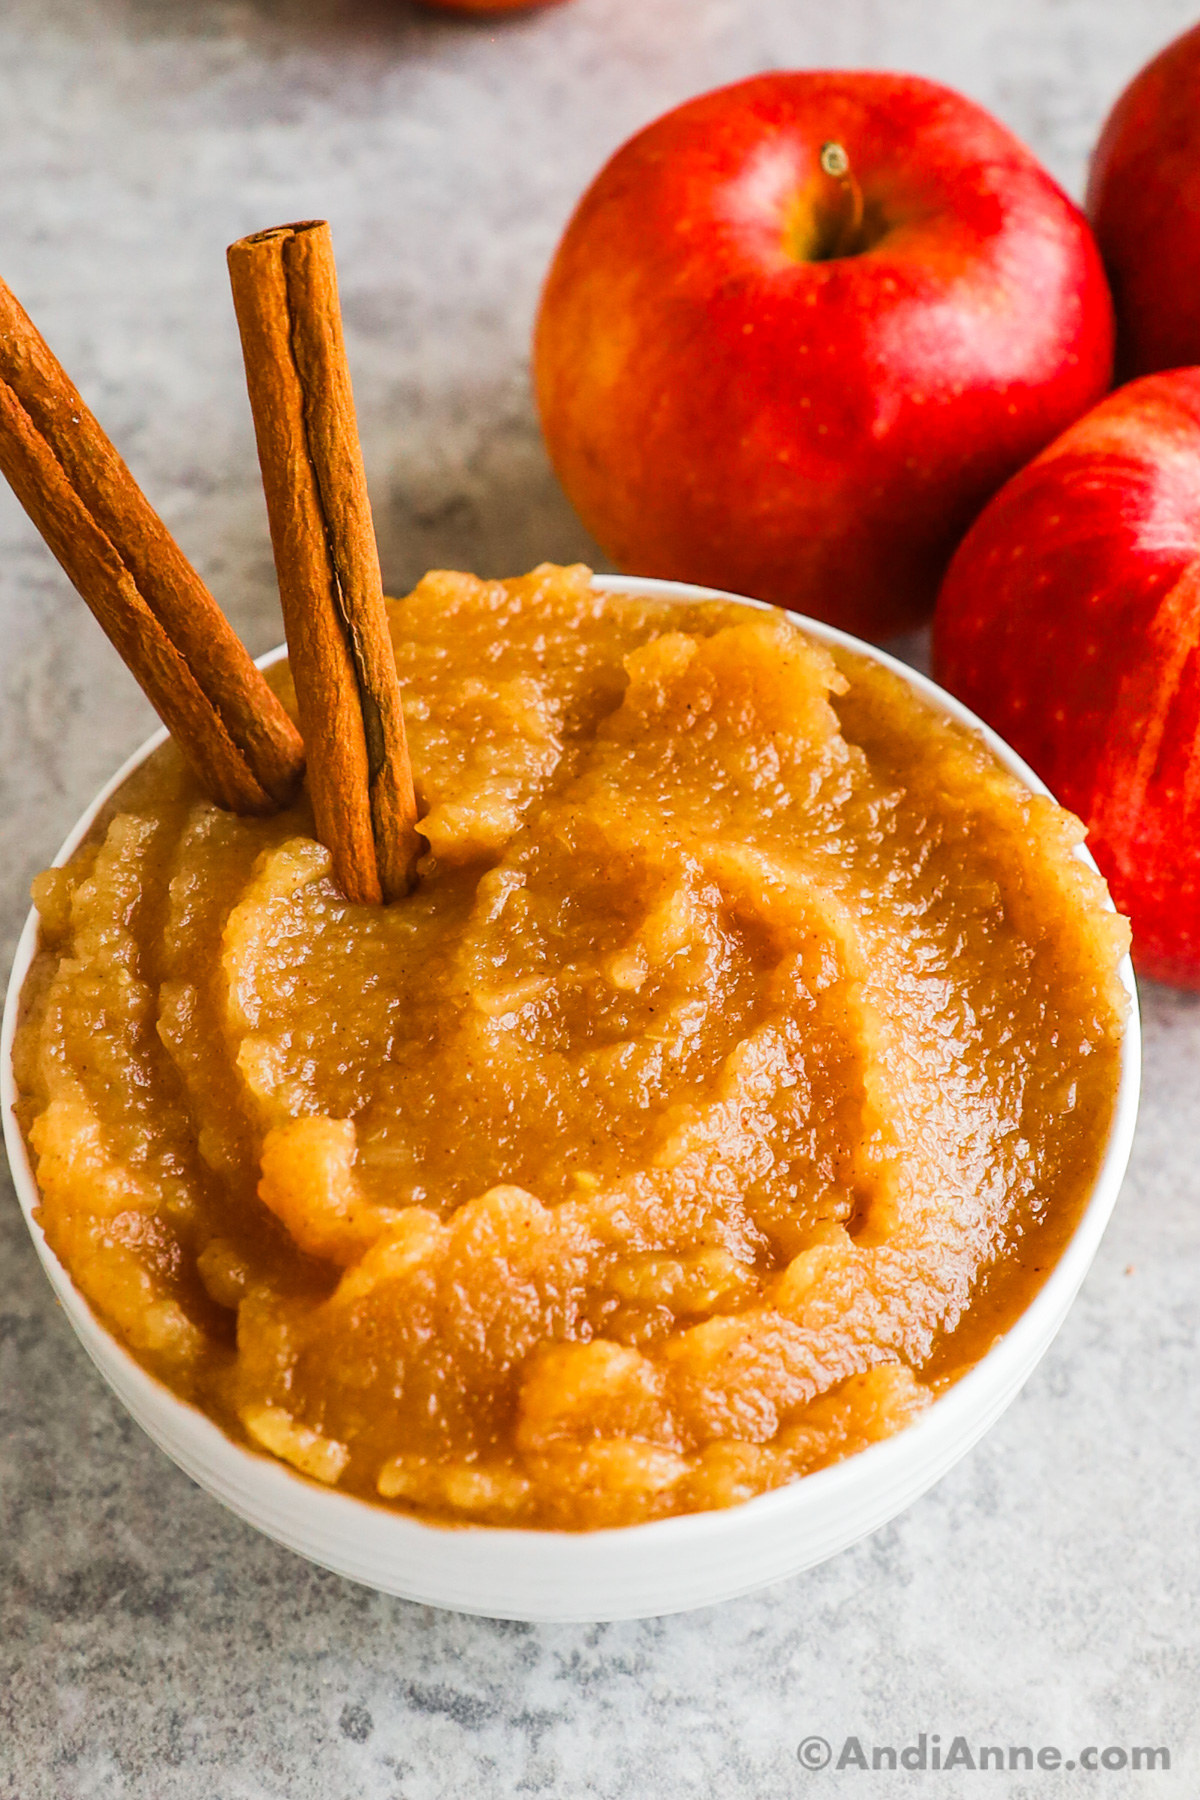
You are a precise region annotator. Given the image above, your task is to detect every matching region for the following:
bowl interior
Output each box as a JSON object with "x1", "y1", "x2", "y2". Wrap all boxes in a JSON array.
[{"x1": 1, "y1": 575, "x2": 1141, "y2": 1619}]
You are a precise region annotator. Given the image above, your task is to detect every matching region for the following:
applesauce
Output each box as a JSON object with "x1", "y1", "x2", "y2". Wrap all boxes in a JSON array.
[{"x1": 12, "y1": 564, "x2": 1129, "y2": 1529}]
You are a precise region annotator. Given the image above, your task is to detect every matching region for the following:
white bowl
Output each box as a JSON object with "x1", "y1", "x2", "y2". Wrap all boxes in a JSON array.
[{"x1": 2, "y1": 575, "x2": 1140, "y2": 1621}]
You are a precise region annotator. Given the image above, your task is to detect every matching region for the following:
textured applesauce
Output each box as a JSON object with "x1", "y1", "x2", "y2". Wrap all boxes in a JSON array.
[{"x1": 14, "y1": 565, "x2": 1129, "y2": 1529}]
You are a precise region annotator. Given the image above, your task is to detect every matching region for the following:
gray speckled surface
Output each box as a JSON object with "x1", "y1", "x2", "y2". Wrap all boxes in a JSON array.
[{"x1": 2, "y1": 2, "x2": 1199, "y2": 1794}]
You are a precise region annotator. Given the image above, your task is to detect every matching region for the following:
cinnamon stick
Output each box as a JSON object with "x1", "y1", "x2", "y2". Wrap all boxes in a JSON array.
[
  {"x1": 227, "y1": 221, "x2": 421, "y2": 904},
  {"x1": 0, "y1": 275, "x2": 304, "y2": 814}
]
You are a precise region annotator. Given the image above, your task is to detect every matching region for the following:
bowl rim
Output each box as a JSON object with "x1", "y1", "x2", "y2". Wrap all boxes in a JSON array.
[{"x1": 1, "y1": 574, "x2": 1142, "y2": 1582}]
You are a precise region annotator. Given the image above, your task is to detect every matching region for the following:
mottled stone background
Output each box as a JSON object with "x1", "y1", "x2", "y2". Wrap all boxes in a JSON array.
[{"x1": 2, "y1": 2, "x2": 1198, "y2": 1794}]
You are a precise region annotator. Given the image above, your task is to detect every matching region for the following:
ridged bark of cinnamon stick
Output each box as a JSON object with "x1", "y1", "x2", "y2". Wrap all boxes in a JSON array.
[
  {"x1": 227, "y1": 221, "x2": 420, "y2": 903},
  {"x1": 0, "y1": 276, "x2": 304, "y2": 812},
  {"x1": 0, "y1": 380, "x2": 270, "y2": 811}
]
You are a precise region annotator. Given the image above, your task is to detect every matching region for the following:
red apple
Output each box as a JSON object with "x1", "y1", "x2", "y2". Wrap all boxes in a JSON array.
[
  {"x1": 534, "y1": 71, "x2": 1114, "y2": 642},
  {"x1": 933, "y1": 370, "x2": 1200, "y2": 987},
  {"x1": 1087, "y1": 22, "x2": 1200, "y2": 379},
  {"x1": 417, "y1": 0, "x2": 563, "y2": 13}
]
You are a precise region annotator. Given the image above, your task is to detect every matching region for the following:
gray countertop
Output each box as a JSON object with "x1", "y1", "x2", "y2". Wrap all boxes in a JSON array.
[{"x1": 2, "y1": 1, "x2": 1198, "y2": 1794}]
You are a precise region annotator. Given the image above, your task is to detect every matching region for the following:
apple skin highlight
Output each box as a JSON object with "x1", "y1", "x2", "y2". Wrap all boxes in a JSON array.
[
  {"x1": 535, "y1": 71, "x2": 1114, "y2": 642},
  {"x1": 934, "y1": 370, "x2": 1200, "y2": 989},
  {"x1": 1088, "y1": 21, "x2": 1200, "y2": 379}
]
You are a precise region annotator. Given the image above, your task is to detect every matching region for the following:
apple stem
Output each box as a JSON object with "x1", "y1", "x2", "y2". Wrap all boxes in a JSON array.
[{"x1": 818, "y1": 141, "x2": 865, "y2": 258}]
